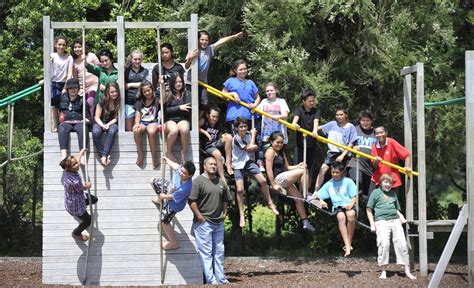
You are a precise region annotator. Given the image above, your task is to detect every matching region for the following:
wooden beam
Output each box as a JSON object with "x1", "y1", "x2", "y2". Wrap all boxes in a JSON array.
[
  {"x1": 43, "y1": 16, "x2": 52, "y2": 132},
  {"x1": 403, "y1": 73, "x2": 415, "y2": 270},
  {"x1": 117, "y1": 16, "x2": 125, "y2": 131},
  {"x1": 189, "y1": 14, "x2": 199, "y2": 132},
  {"x1": 416, "y1": 62, "x2": 428, "y2": 277},
  {"x1": 400, "y1": 65, "x2": 417, "y2": 76},
  {"x1": 51, "y1": 22, "x2": 118, "y2": 29},
  {"x1": 466, "y1": 50, "x2": 474, "y2": 287},
  {"x1": 428, "y1": 204, "x2": 469, "y2": 287},
  {"x1": 125, "y1": 22, "x2": 192, "y2": 29}
]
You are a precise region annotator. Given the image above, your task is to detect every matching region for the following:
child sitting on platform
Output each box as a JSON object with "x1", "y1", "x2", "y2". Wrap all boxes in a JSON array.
[
  {"x1": 150, "y1": 157, "x2": 196, "y2": 250},
  {"x1": 60, "y1": 148, "x2": 97, "y2": 242},
  {"x1": 311, "y1": 162, "x2": 357, "y2": 256},
  {"x1": 366, "y1": 173, "x2": 416, "y2": 280},
  {"x1": 232, "y1": 117, "x2": 279, "y2": 227},
  {"x1": 200, "y1": 106, "x2": 233, "y2": 182}
]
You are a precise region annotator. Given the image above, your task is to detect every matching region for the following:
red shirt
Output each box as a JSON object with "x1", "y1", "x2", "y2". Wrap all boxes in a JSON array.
[{"x1": 371, "y1": 138, "x2": 410, "y2": 188}]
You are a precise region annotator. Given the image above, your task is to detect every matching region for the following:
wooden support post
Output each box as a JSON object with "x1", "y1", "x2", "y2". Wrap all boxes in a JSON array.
[
  {"x1": 402, "y1": 71, "x2": 415, "y2": 269},
  {"x1": 43, "y1": 16, "x2": 52, "y2": 132},
  {"x1": 416, "y1": 62, "x2": 428, "y2": 277},
  {"x1": 466, "y1": 50, "x2": 474, "y2": 287},
  {"x1": 190, "y1": 14, "x2": 198, "y2": 132},
  {"x1": 428, "y1": 204, "x2": 469, "y2": 287},
  {"x1": 117, "y1": 16, "x2": 126, "y2": 131}
]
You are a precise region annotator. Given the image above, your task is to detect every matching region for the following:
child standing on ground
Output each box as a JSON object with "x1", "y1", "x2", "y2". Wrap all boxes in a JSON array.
[
  {"x1": 133, "y1": 81, "x2": 161, "y2": 169},
  {"x1": 150, "y1": 157, "x2": 196, "y2": 250},
  {"x1": 232, "y1": 117, "x2": 279, "y2": 227},
  {"x1": 200, "y1": 106, "x2": 233, "y2": 182},
  {"x1": 51, "y1": 35, "x2": 73, "y2": 132},
  {"x1": 312, "y1": 162, "x2": 357, "y2": 256},
  {"x1": 314, "y1": 105, "x2": 357, "y2": 193},
  {"x1": 291, "y1": 88, "x2": 321, "y2": 192},
  {"x1": 257, "y1": 82, "x2": 290, "y2": 145},
  {"x1": 366, "y1": 173, "x2": 416, "y2": 280},
  {"x1": 60, "y1": 148, "x2": 97, "y2": 242}
]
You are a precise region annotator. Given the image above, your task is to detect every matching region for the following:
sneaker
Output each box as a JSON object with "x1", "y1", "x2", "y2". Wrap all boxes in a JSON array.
[
  {"x1": 303, "y1": 219, "x2": 315, "y2": 232},
  {"x1": 257, "y1": 159, "x2": 265, "y2": 172},
  {"x1": 305, "y1": 192, "x2": 313, "y2": 202}
]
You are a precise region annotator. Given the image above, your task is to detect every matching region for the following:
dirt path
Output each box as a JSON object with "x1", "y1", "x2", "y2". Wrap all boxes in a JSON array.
[{"x1": 0, "y1": 257, "x2": 468, "y2": 287}]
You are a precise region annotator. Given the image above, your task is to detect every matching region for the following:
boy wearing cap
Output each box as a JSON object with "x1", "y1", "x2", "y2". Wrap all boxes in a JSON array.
[{"x1": 58, "y1": 78, "x2": 91, "y2": 160}]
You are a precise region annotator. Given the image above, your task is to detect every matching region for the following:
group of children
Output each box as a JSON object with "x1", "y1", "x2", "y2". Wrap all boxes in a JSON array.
[{"x1": 57, "y1": 30, "x2": 417, "y2": 279}]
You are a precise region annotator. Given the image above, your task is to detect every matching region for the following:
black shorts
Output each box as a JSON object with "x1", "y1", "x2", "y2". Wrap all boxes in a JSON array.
[
  {"x1": 333, "y1": 205, "x2": 357, "y2": 216},
  {"x1": 324, "y1": 152, "x2": 351, "y2": 167}
]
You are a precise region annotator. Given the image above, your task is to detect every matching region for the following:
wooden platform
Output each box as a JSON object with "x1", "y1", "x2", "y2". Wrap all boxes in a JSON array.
[
  {"x1": 42, "y1": 131, "x2": 203, "y2": 285},
  {"x1": 409, "y1": 220, "x2": 468, "y2": 233}
]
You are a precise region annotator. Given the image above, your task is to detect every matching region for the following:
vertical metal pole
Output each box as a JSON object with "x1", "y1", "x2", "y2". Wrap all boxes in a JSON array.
[
  {"x1": 402, "y1": 72, "x2": 415, "y2": 270},
  {"x1": 43, "y1": 16, "x2": 52, "y2": 132},
  {"x1": 190, "y1": 14, "x2": 199, "y2": 132},
  {"x1": 355, "y1": 157, "x2": 359, "y2": 213},
  {"x1": 416, "y1": 62, "x2": 428, "y2": 277},
  {"x1": 465, "y1": 50, "x2": 474, "y2": 286},
  {"x1": 156, "y1": 26, "x2": 165, "y2": 285},
  {"x1": 7, "y1": 104, "x2": 14, "y2": 161},
  {"x1": 303, "y1": 135, "x2": 307, "y2": 198},
  {"x1": 117, "y1": 16, "x2": 126, "y2": 132}
]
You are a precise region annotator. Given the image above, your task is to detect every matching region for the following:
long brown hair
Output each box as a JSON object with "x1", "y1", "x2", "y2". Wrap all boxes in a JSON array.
[
  {"x1": 164, "y1": 73, "x2": 187, "y2": 105},
  {"x1": 103, "y1": 82, "x2": 121, "y2": 120}
]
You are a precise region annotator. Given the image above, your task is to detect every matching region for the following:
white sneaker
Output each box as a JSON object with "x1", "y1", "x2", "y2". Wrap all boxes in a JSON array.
[{"x1": 303, "y1": 220, "x2": 315, "y2": 232}]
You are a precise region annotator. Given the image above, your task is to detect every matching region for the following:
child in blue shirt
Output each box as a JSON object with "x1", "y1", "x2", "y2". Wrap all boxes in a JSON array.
[
  {"x1": 151, "y1": 157, "x2": 196, "y2": 250},
  {"x1": 313, "y1": 162, "x2": 357, "y2": 256}
]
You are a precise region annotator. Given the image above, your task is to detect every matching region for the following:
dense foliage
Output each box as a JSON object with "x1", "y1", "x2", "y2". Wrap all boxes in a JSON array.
[{"x1": 0, "y1": 0, "x2": 472, "y2": 256}]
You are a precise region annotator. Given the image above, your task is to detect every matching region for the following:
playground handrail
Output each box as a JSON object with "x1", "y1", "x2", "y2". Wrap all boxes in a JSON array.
[
  {"x1": 0, "y1": 81, "x2": 43, "y2": 108},
  {"x1": 199, "y1": 81, "x2": 419, "y2": 177}
]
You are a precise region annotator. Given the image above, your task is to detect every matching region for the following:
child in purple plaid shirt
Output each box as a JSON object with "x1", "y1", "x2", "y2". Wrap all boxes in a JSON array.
[{"x1": 60, "y1": 148, "x2": 97, "y2": 241}]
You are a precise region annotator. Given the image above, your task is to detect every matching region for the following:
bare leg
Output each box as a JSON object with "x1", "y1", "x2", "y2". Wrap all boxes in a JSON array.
[
  {"x1": 52, "y1": 107, "x2": 59, "y2": 132},
  {"x1": 125, "y1": 117, "x2": 134, "y2": 132},
  {"x1": 221, "y1": 133, "x2": 234, "y2": 175},
  {"x1": 286, "y1": 185, "x2": 307, "y2": 220},
  {"x1": 336, "y1": 212, "x2": 351, "y2": 256},
  {"x1": 165, "y1": 121, "x2": 178, "y2": 163},
  {"x1": 346, "y1": 210, "x2": 357, "y2": 250},
  {"x1": 235, "y1": 179, "x2": 246, "y2": 227},
  {"x1": 177, "y1": 120, "x2": 190, "y2": 163},
  {"x1": 134, "y1": 124, "x2": 146, "y2": 168},
  {"x1": 60, "y1": 149, "x2": 68, "y2": 161},
  {"x1": 211, "y1": 149, "x2": 226, "y2": 182},
  {"x1": 254, "y1": 173, "x2": 279, "y2": 215},
  {"x1": 162, "y1": 222, "x2": 179, "y2": 250},
  {"x1": 147, "y1": 124, "x2": 160, "y2": 169},
  {"x1": 314, "y1": 163, "x2": 329, "y2": 192}
]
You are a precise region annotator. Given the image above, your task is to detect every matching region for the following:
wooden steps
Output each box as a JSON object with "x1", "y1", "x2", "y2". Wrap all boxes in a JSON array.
[{"x1": 42, "y1": 131, "x2": 203, "y2": 285}]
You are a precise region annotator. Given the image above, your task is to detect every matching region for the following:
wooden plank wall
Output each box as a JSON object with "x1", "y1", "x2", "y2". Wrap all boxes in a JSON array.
[{"x1": 43, "y1": 130, "x2": 203, "y2": 285}]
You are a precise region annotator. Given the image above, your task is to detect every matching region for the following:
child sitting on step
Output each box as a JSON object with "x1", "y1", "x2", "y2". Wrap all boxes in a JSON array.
[{"x1": 60, "y1": 148, "x2": 97, "y2": 242}]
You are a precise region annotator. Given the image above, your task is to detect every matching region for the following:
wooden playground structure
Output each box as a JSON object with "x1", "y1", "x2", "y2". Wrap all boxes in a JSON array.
[{"x1": 0, "y1": 14, "x2": 469, "y2": 286}]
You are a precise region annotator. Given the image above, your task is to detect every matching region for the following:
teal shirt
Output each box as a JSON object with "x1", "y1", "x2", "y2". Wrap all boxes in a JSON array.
[
  {"x1": 86, "y1": 63, "x2": 118, "y2": 106},
  {"x1": 367, "y1": 188, "x2": 400, "y2": 221}
]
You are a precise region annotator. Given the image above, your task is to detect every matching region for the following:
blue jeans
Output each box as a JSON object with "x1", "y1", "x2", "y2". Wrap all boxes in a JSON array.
[
  {"x1": 92, "y1": 123, "x2": 118, "y2": 157},
  {"x1": 193, "y1": 221, "x2": 228, "y2": 284}
]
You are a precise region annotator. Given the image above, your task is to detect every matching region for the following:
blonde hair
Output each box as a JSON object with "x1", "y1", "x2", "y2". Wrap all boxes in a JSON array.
[
  {"x1": 379, "y1": 173, "x2": 394, "y2": 184},
  {"x1": 125, "y1": 49, "x2": 143, "y2": 68}
]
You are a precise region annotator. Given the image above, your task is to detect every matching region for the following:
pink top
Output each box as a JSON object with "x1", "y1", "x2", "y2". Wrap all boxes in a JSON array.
[{"x1": 73, "y1": 53, "x2": 100, "y2": 96}]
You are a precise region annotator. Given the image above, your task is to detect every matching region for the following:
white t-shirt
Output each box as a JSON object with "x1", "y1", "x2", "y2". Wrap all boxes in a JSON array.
[
  {"x1": 51, "y1": 53, "x2": 72, "y2": 82},
  {"x1": 257, "y1": 97, "x2": 290, "y2": 143}
]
